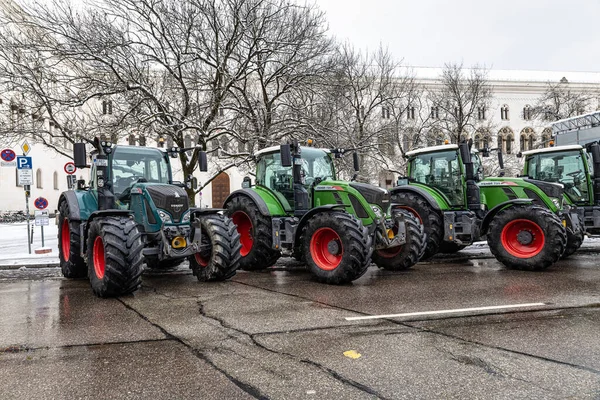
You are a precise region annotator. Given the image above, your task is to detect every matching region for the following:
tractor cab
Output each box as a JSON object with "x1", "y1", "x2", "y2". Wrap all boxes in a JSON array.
[{"x1": 522, "y1": 145, "x2": 593, "y2": 205}]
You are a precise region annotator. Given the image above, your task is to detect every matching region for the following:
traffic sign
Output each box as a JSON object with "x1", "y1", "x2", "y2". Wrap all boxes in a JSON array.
[
  {"x1": 34, "y1": 197, "x2": 49, "y2": 210},
  {"x1": 18, "y1": 169, "x2": 33, "y2": 185},
  {"x1": 1, "y1": 149, "x2": 16, "y2": 162},
  {"x1": 34, "y1": 210, "x2": 49, "y2": 226},
  {"x1": 17, "y1": 156, "x2": 32, "y2": 169},
  {"x1": 64, "y1": 162, "x2": 77, "y2": 174},
  {"x1": 21, "y1": 141, "x2": 31, "y2": 155}
]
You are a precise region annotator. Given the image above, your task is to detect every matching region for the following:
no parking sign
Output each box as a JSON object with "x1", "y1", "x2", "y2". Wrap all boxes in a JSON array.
[{"x1": 34, "y1": 197, "x2": 49, "y2": 210}]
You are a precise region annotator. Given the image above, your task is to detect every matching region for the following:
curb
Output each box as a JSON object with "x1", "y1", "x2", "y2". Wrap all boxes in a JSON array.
[{"x1": 0, "y1": 263, "x2": 60, "y2": 270}]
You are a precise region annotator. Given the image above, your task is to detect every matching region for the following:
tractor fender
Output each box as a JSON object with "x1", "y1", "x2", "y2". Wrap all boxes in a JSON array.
[
  {"x1": 388, "y1": 186, "x2": 441, "y2": 211},
  {"x1": 190, "y1": 208, "x2": 225, "y2": 216},
  {"x1": 480, "y1": 199, "x2": 533, "y2": 235},
  {"x1": 223, "y1": 189, "x2": 270, "y2": 216},
  {"x1": 58, "y1": 191, "x2": 81, "y2": 221},
  {"x1": 294, "y1": 205, "x2": 347, "y2": 245}
]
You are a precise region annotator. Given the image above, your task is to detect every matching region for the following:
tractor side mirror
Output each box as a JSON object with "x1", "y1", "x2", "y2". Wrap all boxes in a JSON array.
[
  {"x1": 198, "y1": 151, "x2": 208, "y2": 172},
  {"x1": 280, "y1": 144, "x2": 292, "y2": 167},
  {"x1": 353, "y1": 152, "x2": 360, "y2": 172},
  {"x1": 459, "y1": 142, "x2": 471, "y2": 164},
  {"x1": 74, "y1": 143, "x2": 87, "y2": 168},
  {"x1": 186, "y1": 175, "x2": 198, "y2": 190}
]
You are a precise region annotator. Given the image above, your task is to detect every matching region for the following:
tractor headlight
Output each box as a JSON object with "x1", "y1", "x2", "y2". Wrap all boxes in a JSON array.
[
  {"x1": 550, "y1": 197, "x2": 562, "y2": 209},
  {"x1": 181, "y1": 210, "x2": 191, "y2": 223},
  {"x1": 158, "y1": 209, "x2": 172, "y2": 223},
  {"x1": 371, "y1": 205, "x2": 383, "y2": 219}
]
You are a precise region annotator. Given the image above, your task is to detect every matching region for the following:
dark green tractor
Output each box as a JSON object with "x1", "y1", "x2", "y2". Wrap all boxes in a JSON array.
[
  {"x1": 520, "y1": 142, "x2": 600, "y2": 257},
  {"x1": 57, "y1": 138, "x2": 241, "y2": 297},
  {"x1": 391, "y1": 141, "x2": 568, "y2": 270},
  {"x1": 223, "y1": 142, "x2": 425, "y2": 284}
]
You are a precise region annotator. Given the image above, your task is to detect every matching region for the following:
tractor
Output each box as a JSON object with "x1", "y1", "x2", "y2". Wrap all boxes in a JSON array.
[
  {"x1": 223, "y1": 142, "x2": 425, "y2": 284},
  {"x1": 57, "y1": 137, "x2": 241, "y2": 297},
  {"x1": 391, "y1": 140, "x2": 568, "y2": 270},
  {"x1": 520, "y1": 142, "x2": 600, "y2": 256}
]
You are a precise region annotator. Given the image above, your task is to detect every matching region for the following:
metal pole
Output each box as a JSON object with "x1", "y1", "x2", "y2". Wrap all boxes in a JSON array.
[
  {"x1": 41, "y1": 225, "x2": 45, "y2": 247},
  {"x1": 25, "y1": 191, "x2": 31, "y2": 254}
]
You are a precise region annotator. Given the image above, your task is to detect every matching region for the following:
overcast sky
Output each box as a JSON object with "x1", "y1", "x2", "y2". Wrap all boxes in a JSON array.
[{"x1": 315, "y1": 0, "x2": 599, "y2": 72}]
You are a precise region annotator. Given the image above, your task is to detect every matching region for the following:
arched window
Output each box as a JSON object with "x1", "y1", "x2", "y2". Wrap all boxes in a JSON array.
[
  {"x1": 506, "y1": 134, "x2": 513, "y2": 154},
  {"x1": 501, "y1": 105, "x2": 510, "y2": 120},
  {"x1": 53, "y1": 171, "x2": 59, "y2": 190},
  {"x1": 474, "y1": 134, "x2": 482, "y2": 149},
  {"x1": 541, "y1": 128, "x2": 552, "y2": 148},
  {"x1": 128, "y1": 134, "x2": 136, "y2": 145},
  {"x1": 523, "y1": 105, "x2": 532, "y2": 120},
  {"x1": 138, "y1": 135, "x2": 146, "y2": 146},
  {"x1": 36, "y1": 169, "x2": 43, "y2": 189},
  {"x1": 520, "y1": 135, "x2": 527, "y2": 151}
]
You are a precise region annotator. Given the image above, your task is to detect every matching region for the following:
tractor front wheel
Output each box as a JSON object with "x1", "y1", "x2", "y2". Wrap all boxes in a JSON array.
[
  {"x1": 303, "y1": 212, "x2": 372, "y2": 284},
  {"x1": 372, "y1": 209, "x2": 425, "y2": 271},
  {"x1": 487, "y1": 205, "x2": 566, "y2": 271},
  {"x1": 562, "y1": 226, "x2": 584, "y2": 259},
  {"x1": 57, "y1": 201, "x2": 87, "y2": 278},
  {"x1": 225, "y1": 196, "x2": 280, "y2": 270},
  {"x1": 390, "y1": 192, "x2": 443, "y2": 260},
  {"x1": 86, "y1": 216, "x2": 144, "y2": 297},
  {"x1": 189, "y1": 213, "x2": 242, "y2": 281}
]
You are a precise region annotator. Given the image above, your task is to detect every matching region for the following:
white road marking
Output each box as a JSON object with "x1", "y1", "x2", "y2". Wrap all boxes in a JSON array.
[{"x1": 345, "y1": 302, "x2": 547, "y2": 321}]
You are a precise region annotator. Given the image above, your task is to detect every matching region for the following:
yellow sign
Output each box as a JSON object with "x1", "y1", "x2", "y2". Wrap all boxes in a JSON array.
[{"x1": 21, "y1": 141, "x2": 31, "y2": 155}]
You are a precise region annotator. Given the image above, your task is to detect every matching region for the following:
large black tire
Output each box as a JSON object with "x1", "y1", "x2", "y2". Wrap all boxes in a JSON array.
[
  {"x1": 225, "y1": 196, "x2": 280, "y2": 271},
  {"x1": 144, "y1": 257, "x2": 186, "y2": 270},
  {"x1": 371, "y1": 209, "x2": 425, "y2": 270},
  {"x1": 188, "y1": 213, "x2": 242, "y2": 281},
  {"x1": 487, "y1": 205, "x2": 566, "y2": 271},
  {"x1": 562, "y1": 227, "x2": 584, "y2": 259},
  {"x1": 438, "y1": 242, "x2": 468, "y2": 254},
  {"x1": 86, "y1": 216, "x2": 144, "y2": 297},
  {"x1": 303, "y1": 212, "x2": 372, "y2": 284},
  {"x1": 57, "y1": 201, "x2": 87, "y2": 278},
  {"x1": 390, "y1": 192, "x2": 443, "y2": 260}
]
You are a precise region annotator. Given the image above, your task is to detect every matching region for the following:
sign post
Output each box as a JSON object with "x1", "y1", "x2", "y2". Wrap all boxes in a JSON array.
[
  {"x1": 18, "y1": 148, "x2": 33, "y2": 254},
  {"x1": 34, "y1": 197, "x2": 49, "y2": 248}
]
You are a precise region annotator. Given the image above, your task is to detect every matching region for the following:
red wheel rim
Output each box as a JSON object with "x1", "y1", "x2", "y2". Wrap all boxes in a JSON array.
[
  {"x1": 500, "y1": 219, "x2": 545, "y2": 258},
  {"x1": 310, "y1": 227, "x2": 343, "y2": 271},
  {"x1": 394, "y1": 206, "x2": 422, "y2": 223},
  {"x1": 93, "y1": 236, "x2": 106, "y2": 279},
  {"x1": 232, "y1": 211, "x2": 253, "y2": 257},
  {"x1": 194, "y1": 252, "x2": 209, "y2": 267},
  {"x1": 61, "y1": 219, "x2": 70, "y2": 261}
]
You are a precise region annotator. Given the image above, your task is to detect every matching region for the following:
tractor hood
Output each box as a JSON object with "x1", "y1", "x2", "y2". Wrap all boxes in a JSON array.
[
  {"x1": 349, "y1": 182, "x2": 391, "y2": 211},
  {"x1": 144, "y1": 184, "x2": 189, "y2": 223}
]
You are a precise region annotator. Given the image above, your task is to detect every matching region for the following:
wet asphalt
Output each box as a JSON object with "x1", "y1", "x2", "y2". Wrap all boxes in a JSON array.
[{"x1": 1, "y1": 248, "x2": 600, "y2": 399}]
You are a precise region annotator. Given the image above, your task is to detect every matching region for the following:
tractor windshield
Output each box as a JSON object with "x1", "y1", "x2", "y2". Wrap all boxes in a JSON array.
[
  {"x1": 526, "y1": 150, "x2": 589, "y2": 204},
  {"x1": 256, "y1": 147, "x2": 334, "y2": 208},
  {"x1": 409, "y1": 150, "x2": 464, "y2": 206},
  {"x1": 111, "y1": 146, "x2": 171, "y2": 195}
]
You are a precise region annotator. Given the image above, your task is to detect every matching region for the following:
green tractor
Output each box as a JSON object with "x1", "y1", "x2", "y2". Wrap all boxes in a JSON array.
[
  {"x1": 57, "y1": 138, "x2": 241, "y2": 297},
  {"x1": 223, "y1": 142, "x2": 425, "y2": 284},
  {"x1": 391, "y1": 140, "x2": 568, "y2": 270},
  {"x1": 520, "y1": 142, "x2": 600, "y2": 256}
]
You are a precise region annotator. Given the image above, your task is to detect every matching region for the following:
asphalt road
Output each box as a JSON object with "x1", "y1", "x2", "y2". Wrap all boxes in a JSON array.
[{"x1": 1, "y1": 249, "x2": 599, "y2": 399}]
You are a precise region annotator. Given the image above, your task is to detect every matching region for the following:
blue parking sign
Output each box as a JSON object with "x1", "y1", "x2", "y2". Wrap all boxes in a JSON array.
[{"x1": 17, "y1": 156, "x2": 32, "y2": 169}]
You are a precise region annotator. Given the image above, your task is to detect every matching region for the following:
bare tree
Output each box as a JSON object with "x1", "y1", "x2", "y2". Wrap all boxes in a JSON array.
[
  {"x1": 307, "y1": 43, "x2": 415, "y2": 181},
  {"x1": 428, "y1": 62, "x2": 493, "y2": 144},
  {"x1": 531, "y1": 80, "x2": 598, "y2": 122},
  {"x1": 228, "y1": 0, "x2": 334, "y2": 151}
]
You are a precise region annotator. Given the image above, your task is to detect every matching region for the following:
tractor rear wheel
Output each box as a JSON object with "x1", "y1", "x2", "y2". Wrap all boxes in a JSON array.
[
  {"x1": 390, "y1": 192, "x2": 443, "y2": 260},
  {"x1": 86, "y1": 216, "x2": 144, "y2": 297},
  {"x1": 371, "y1": 209, "x2": 425, "y2": 271},
  {"x1": 562, "y1": 226, "x2": 584, "y2": 259},
  {"x1": 303, "y1": 212, "x2": 372, "y2": 284},
  {"x1": 225, "y1": 196, "x2": 280, "y2": 270},
  {"x1": 487, "y1": 205, "x2": 566, "y2": 271},
  {"x1": 189, "y1": 213, "x2": 242, "y2": 281},
  {"x1": 57, "y1": 201, "x2": 87, "y2": 278},
  {"x1": 438, "y1": 242, "x2": 468, "y2": 254}
]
